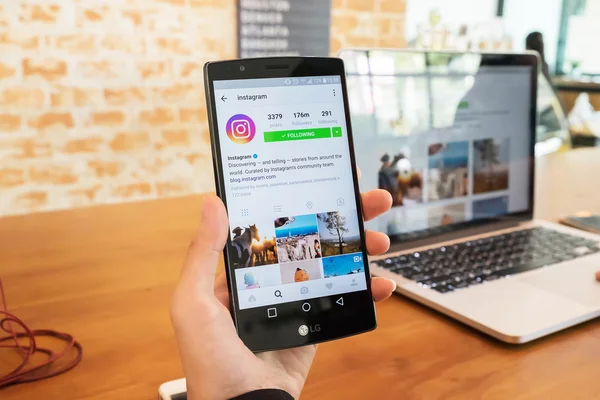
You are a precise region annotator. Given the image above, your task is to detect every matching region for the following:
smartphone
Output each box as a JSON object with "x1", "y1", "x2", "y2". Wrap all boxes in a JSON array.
[
  {"x1": 204, "y1": 57, "x2": 377, "y2": 352},
  {"x1": 561, "y1": 212, "x2": 600, "y2": 234},
  {"x1": 158, "y1": 378, "x2": 186, "y2": 400}
]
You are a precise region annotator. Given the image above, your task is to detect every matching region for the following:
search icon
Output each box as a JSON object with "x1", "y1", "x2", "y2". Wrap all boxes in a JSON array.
[{"x1": 274, "y1": 290, "x2": 282, "y2": 298}]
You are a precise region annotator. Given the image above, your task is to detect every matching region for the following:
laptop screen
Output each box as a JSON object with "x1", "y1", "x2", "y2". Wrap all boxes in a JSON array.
[{"x1": 341, "y1": 50, "x2": 535, "y2": 243}]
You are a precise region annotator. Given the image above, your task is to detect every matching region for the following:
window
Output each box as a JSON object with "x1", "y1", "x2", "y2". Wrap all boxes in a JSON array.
[{"x1": 557, "y1": 0, "x2": 600, "y2": 76}]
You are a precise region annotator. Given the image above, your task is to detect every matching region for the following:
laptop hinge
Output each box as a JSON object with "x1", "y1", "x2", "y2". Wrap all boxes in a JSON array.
[{"x1": 387, "y1": 219, "x2": 524, "y2": 254}]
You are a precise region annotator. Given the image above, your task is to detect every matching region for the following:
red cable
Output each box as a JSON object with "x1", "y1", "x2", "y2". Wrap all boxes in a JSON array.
[{"x1": 0, "y1": 278, "x2": 83, "y2": 388}]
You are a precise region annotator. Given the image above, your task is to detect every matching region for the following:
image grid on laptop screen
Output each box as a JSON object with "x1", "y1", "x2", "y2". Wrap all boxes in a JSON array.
[{"x1": 342, "y1": 50, "x2": 533, "y2": 241}]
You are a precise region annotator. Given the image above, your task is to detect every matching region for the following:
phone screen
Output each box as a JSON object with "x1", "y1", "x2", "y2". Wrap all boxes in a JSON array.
[{"x1": 208, "y1": 68, "x2": 375, "y2": 350}]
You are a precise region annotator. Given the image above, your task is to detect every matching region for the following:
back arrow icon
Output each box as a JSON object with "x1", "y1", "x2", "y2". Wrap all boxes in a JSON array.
[{"x1": 221, "y1": 95, "x2": 227, "y2": 102}]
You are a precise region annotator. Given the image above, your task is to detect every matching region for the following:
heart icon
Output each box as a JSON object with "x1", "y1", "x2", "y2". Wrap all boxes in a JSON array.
[{"x1": 325, "y1": 283, "x2": 333, "y2": 289}]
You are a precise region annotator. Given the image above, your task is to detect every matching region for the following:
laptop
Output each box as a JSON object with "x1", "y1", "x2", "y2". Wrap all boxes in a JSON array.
[{"x1": 340, "y1": 49, "x2": 600, "y2": 344}]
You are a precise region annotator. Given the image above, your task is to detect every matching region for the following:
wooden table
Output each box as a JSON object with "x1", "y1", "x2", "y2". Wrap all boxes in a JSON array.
[{"x1": 1, "y1": 148, "x2": 599, "y2": 400}]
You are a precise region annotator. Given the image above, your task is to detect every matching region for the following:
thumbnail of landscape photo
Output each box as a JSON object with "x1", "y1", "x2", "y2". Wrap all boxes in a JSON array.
[
  {"x1": 317, "y1": 210, "x2": 363, "y2": 257},
  {"x1": 275, "y1": 214, "x2": 322, "y2": 263}
]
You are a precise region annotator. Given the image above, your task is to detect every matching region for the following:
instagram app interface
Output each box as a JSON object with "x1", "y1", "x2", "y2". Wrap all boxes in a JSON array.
[{"x1": 213, "y1": 76, "x2": 368, "y2": 310}]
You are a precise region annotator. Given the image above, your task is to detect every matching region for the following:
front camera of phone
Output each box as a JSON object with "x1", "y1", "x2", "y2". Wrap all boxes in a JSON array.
[{"x1": 240, "y1": 65, "x2": 246, "y2": 72}]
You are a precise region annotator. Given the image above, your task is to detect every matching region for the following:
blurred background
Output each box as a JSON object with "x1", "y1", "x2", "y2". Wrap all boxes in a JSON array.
[{"x1": 0, "y1": 0, "x2": 598, "y2": 217}]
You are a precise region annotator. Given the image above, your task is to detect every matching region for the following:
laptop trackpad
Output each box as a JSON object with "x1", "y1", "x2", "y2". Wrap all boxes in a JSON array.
[{"x1": 518, "y1": 256, "x2": 600, "y2": 308}]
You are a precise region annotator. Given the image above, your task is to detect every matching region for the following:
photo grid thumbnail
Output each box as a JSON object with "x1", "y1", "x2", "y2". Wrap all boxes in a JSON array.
[
  {"x1": 473, "y1": 196, "x2": 509, "y2": 219},
  {"x1": 427, "y1": 203, "x2": 467, "y2": 227},
  {"x1": 316, "y1": 210, "x2": 363, "y2": 257},
  {"x1": 280, "y1": 259, "x2": 323, "y2": 284},
  {"x1": 427, "y1": 141, "x2": 469, "y2": 201},
  {"x1": 275, "y1": 214, "x2": 321, "y2": 263},
  {"x1": 235, "y1": 264, "x2": 282, "y2": 291},
  {"x1": 473, "y1": 138, "x2": 510, "y2": 194},
  {"x1": 322, "y1": 253, "x2": 365, "y2": 279},
  {"x1": 377, "y1": 153, "x2": 423, "y2": 207},
  {"x1": 227, "y1": 221, "x2": 278, "y2": 269}
]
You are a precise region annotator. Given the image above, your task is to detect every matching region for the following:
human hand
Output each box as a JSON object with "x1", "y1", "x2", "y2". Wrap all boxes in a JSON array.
[{"x1": 170, "y1": 190, "x2": 395, "y2": 400}]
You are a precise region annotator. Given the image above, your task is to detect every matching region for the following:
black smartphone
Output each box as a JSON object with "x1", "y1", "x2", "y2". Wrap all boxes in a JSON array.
[
  {"x1": 204, "y1": 57, "x2": 377, "y2": 352},
  {"x1": 561, "y1": 212, "x2": 600, "y2": 235}
]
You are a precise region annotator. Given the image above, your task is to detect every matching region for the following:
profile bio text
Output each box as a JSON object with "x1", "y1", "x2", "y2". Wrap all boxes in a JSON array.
[{"x1": 227, "y1": 153, "x2": 344, "y2": 186}]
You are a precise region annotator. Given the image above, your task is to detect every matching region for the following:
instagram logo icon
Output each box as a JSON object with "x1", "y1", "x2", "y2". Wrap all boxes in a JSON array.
[{"x1": 226, "y1": 114, "x2": 256, "y2": 144}]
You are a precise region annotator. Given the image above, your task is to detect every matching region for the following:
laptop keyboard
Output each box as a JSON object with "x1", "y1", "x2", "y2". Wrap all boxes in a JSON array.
[{"x1": 374, "y1": 227, "x2": 600, "y2": 294}]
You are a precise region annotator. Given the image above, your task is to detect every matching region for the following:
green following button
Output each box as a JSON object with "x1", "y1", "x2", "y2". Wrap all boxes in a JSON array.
[{"x1": 264, "y1": 127, "x2": 341, "y2": 142}]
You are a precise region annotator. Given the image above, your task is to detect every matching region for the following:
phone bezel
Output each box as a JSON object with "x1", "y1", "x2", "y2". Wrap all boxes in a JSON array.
[{"x1": 204, "y1": 57, "x2": 377, "y2": 352}]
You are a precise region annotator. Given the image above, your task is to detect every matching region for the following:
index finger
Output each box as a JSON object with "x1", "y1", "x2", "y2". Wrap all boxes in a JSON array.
[{"x1": 361, "y1": 189, "x2": 393, "y2": 221}]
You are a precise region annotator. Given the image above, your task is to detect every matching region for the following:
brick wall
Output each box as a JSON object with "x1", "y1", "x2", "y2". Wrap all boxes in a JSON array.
[{"x1": 0, "y1": 0, "x2": 405, "y2": 217}]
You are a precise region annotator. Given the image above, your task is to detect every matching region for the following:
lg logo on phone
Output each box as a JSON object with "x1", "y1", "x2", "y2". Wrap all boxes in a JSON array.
[
  {"x1": 298, "y1": 324, "x2": 321, "y2": 336},
  {"x1": 226, "y1": 114, "x2": 256, "y2": 144}
]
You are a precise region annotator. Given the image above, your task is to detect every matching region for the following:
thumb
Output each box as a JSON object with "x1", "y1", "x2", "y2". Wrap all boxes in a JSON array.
[{"x1": 180, "y1": 194, "x2": 229, "y2": 291}]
